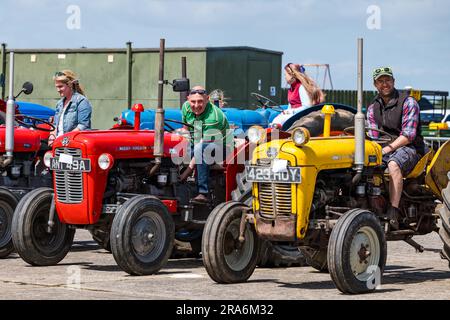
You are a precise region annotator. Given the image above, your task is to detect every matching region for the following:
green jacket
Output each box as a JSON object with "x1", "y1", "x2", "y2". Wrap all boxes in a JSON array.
[{"x1": 181, "y1": 101, "x2": 232, "y2": 147}]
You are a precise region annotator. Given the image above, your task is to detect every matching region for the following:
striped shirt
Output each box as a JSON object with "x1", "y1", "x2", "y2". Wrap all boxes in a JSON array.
[{"x1": 367, "y1": 97, "x2": 419, "y2": 142}]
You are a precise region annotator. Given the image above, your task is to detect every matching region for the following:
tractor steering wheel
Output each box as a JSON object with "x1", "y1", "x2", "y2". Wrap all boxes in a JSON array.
[
  {"x1": 15, "y1": 114, "x2": 55, "y2": 132},
  {"x1": 165, "y1": 119, "x2": 194, "y2": 129},
  {"x1": 251, "y1": 92, "x2": 284, "y2": 112},
  {"x1": 343, "y1": 126, "x2": 395, "y2": 144},
  {"x1": 164, "y1": 118, "x2": 195, "y2": 133}
]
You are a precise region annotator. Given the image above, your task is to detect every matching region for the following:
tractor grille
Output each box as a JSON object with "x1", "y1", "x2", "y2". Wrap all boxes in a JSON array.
[
  {"x1": 54, "y1": 148, "x2": 84, "y2": 204},
  {"x1": 258, "y1": 183, "x2": 292, "y2": 218}
]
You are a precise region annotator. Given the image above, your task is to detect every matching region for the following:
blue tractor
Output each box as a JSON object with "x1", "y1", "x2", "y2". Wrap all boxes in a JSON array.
[
  {"x1": 16, "y1": 101, "x2": 55, "y2": 123},
  {"x1": 115, "y1": 92, "x2": 288, "y2": 136}
]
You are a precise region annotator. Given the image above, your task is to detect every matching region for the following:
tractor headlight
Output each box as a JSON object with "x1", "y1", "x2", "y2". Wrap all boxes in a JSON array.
[
  {"x1": 292, "y1": 127, "x2": 310, "y2": 146},
  {"x1": 43, "y1": 151, "x2": 52, "y2": 168},
  {"x1": 98, "y1": 153, "x2": 114, "y2": 170},
  {"x1": 248, "y1": 126, "x2": 266, "y2": 144}
]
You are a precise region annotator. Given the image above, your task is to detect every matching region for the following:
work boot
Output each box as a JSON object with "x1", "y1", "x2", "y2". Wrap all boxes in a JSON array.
[
  {"x1": 387, "y1": 206, "x2": 401, "y2": 230},
  {"x1": 190, "y1": 193, "x2": 209, "y2": 204}
]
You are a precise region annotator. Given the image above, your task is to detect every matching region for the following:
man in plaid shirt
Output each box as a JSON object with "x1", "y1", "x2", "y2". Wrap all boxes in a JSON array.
[{"x1": 366, "y1": 67, "x2": 426, "y2": 230}]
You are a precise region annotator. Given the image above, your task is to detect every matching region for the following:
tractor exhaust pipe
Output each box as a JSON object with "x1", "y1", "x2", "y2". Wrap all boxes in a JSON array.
[
  {"x1": 353, "y1": 38, "x2": 365, "y2": 181},
  {"x1": 180, "y1": 57, "x2": 188, "y2": 107},
  {"x1": 150, "y1": 39, "x2": 166, "y2": 175},
  {"x1": 1, "y1": 52, "x2": 15, "y2": 167}
]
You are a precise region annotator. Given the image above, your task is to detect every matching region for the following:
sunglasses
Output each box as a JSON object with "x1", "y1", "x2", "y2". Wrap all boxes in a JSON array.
[
  {"x1": 189, "y1": 89, "x2": 207, "y2": 95},
  {"x1": 374, "y1": 67, "x2": 392, "y2": 75},
  {"x1": 54, "y1": 71, "x2": 66, "y2": 77},
  {"x1": 375, "y1": 78, "x2": 394, "y2": 84}
]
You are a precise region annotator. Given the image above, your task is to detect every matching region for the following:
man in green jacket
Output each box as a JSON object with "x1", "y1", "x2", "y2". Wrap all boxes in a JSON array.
[{"x1": 181, "y1": 86, "x2": 232, "y2": 204}]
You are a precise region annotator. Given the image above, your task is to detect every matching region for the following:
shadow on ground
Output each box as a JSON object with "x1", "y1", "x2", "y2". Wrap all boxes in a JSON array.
[{"x1": 270, "y1": 264, "x2": 450, "y2": 293}]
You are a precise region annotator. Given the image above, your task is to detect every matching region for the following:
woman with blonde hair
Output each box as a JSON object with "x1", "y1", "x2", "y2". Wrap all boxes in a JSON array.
[
  {"x1": 272, "y1": 63, "x2": 325, "y2": 126},
  {"x1": 49, "y1": 70, "x2": 92, "y2": 145}
]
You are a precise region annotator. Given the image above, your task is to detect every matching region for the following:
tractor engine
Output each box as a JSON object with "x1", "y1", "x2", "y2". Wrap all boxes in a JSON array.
[
  {"x1": 0, "y1": 146, "x2": 51, "y2": 198},
  {"x1": 0, "y1": 126, "x2": 50, "y2": 186},
  {"x1": 103, "y1": 158, "x2": 196, "y2": 206},
  {"x1": 401, "y1": 178, "x2": 438, "y2": 234}
]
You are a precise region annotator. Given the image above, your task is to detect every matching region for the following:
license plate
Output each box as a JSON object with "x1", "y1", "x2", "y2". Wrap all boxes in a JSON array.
[
  {"x1": 50, "y1": 157, "x2": 91, "y2": 172},
  {"x1": 245, "y1": 166, "x2": 301, "y2": 183}
]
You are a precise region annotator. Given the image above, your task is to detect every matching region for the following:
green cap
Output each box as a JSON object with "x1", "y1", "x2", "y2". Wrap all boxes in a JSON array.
[{"x1": 373, "y1": 67, "x2": 393, "y2": 80}]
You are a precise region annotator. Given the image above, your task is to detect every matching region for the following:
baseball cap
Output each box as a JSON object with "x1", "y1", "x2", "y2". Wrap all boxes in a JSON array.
[{"x1": 373, "y1": 67, "x2": 393, "y2": 80}]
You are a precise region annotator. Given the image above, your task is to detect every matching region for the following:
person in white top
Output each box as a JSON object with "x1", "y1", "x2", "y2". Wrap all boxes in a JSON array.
[{"x1": 272, "y1": 63, "x2": 325, "y2": 127}]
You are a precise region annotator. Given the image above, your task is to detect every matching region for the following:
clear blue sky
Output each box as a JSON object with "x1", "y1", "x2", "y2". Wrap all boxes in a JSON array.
[{"x1": 1, "y1": 0, "x2": 449, "y2": 92}]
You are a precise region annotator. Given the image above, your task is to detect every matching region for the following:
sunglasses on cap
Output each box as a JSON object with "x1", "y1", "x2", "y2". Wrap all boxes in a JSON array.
[
  {"x1": 54, "y1": 71, "x2": 66, "y2": 77},
  {"x1": 373, "y1": 67, "x2": 392, "y2": 75},
  {"x1": 189, "y1": 89, "x2": 207, "y2": 95},
  {"x1": 285, "y1": 63, "x2": 305, "y2": 74}
]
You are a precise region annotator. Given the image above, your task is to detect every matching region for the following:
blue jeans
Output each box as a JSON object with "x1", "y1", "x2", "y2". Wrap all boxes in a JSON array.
[{"x1": 192, "y1": 142, "x2": 229, "y2": 195}]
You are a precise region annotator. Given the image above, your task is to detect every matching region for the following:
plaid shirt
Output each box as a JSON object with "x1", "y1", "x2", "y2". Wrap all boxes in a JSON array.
[{"x1": 367, "y1": 97, "x2": 419, "y2": 142}]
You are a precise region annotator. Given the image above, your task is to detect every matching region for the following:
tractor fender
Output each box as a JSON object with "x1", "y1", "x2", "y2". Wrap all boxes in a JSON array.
[{"x1": 425, "y1": 140, "x2": 450, "y2": 198}]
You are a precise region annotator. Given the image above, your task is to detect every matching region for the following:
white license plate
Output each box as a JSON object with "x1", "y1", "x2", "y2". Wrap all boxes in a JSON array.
[
  {"x1": 50, "y1": 157, "x2": 91, "y2": 172},
  {"x1": 245, "y1": 166, "x2": 301, "y2": 183}
]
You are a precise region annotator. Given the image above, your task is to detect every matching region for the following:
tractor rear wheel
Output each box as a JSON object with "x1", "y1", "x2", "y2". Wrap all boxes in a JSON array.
[
  {"x1": 300, "y1": 246, "x2": 329, "y2": 272},
  {"x1": 172, "y1": 229, "x2": 203, "y2": 258},
  {"x1": 287, "y1": 109, "x2": 355, "y2": 136},
  {"x1": 110, "y1": 195, "x2": 174, "y2": 276},
  {"x1": 258, "y1": 242, "x2": 305, "y2": 267},
  {"x1": 438, "y1": 180, "x2": 450, "y2": 265},
  {"x1": 233, "y1": 172, "x2": 305, "y2": 267},
  {"x1": 89, "y1": 229, "x2": 112, "y2": 252},
  {"x1": 328, "y1": 209, "x2": 386, "y2": 294},
  {"x1": 12, "y1": 187, "x2": 75, "y2": 266},
  {"x1": 202, "y1": 201, "x2": 260, "y2": 283},
  {"x1": 0, "y1": 188, "x2": 18, "y2": 258}
]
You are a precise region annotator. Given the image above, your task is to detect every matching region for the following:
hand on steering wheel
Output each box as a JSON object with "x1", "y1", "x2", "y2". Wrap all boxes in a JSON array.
[
  {"x1": 251, "y1": 92, "x2": 284, "y2": 112},
  {"x1": 343, "y1": 126, "x2": 395, "y2": 143},
  {"x1": 15, "y1": 114, "x2": 55, "y2": 132}
]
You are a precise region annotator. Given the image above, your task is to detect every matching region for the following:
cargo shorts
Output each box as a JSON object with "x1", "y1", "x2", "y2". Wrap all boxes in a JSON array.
[{"x1": 383, "y1": 145, "x2": 420, "y2": 176}]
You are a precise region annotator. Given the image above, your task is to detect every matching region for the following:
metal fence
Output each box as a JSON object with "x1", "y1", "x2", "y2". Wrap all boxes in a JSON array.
[
  {"x1": 424, "y1": 137, "x2": 449, "y2": 149},
  {"x1": 280, "y1": 88, "x2": 378, "y2": 107}
]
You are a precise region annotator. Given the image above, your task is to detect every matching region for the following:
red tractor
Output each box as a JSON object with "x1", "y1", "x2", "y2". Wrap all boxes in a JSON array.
[
  {"x1": 11, "y1": 41, "x2": 304, "y2": 273},
  {"x1": 10, "y1": 89, "x2": 259, "y2": 274},
  {"x1": 0, "y1": 76, "x2": 55, "y2": 258}
]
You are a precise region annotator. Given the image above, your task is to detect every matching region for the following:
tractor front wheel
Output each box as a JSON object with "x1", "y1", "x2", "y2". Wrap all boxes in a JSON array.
[
  {"x1": 11, "y1": 187, "x2": 75, "y2": 266},
  {"x1": 110, "y1": 196, "x2": 175, "y2": 276},
  {"x1": 0, "y1": 188, "x2": 18, "y2": 258},
  {"x1": 328, "y1": 209, "x2": 386, "y2": 294},
  {"x1": 202, "y1": 201, "x2": 260, "y2": 283}
]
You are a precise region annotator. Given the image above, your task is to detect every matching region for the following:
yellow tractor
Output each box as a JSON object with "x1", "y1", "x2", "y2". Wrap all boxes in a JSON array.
[{"x1": 202, "y1": 102, "x2": 450, "y2": 293}]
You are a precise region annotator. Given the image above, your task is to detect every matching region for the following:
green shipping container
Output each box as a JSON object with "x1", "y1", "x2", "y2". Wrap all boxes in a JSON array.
[{"x1": 0, "y1": 45, "x2": 282, "y2": 129}]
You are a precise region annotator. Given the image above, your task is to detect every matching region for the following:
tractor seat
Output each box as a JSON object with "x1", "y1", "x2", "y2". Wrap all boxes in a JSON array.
[
  {"x1": 405, "y1": 150, "x2": 433, "y2": 179},
  {"x1": 383, "y1": 150, "x2": 433, "y2": 179}
]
